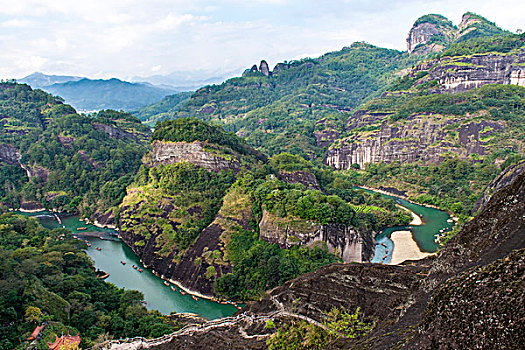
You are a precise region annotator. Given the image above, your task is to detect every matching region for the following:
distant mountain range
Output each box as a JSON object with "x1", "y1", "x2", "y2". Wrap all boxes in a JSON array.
[
  {"x1": 19, "y1": 72, "x2": 83, "y2": 89},
  {"x1": 132, "y1": 68, "x2": 241, "y2": 91},
  {"x1": 18, "y1": 69, "x2": 237, "y2": 112},
  {"x1": 19, "y1": 73, "x2": 178, "y2": 111}
]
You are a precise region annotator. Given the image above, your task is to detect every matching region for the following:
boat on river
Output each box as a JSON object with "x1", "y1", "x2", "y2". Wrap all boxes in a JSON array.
[
  {"x1": 180, "y1": 290, "x2": 186, "y2": 295},
  {"x1": 192, "y1": 296, "x2": 199, "y2": 301},
  {"x1": 120, "y1": 261, "x2": 126, "y2": 265},
  {"x1": 132, "y1": 265, "x2": 137, "y2": 269},
  {"x1": 137, "y1": 268, "x2": 143, "y2": 273},
  {"x1": 96, "y1": 247, "x2": 101, "y2": 251}
]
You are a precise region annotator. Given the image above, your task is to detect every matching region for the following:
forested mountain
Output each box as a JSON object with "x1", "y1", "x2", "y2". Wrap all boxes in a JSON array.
[
  {"x1": 0, "y1": 211, "x2": 180, "y2": 349},
  {"x1": 0, "y1": 82, "x2": 150, "y2": 219},
  {"x1": 324, "y1": 32, "x2": 525, "y2": 220},
  {"x1": 131, "y1": 91, "x2": 192, "y2": 125},
  {"x1": 117, "y1": 118, "x2": 410, "y2": 299},
  {"x1": 135, "y1": 42, "x2": 415, "y2": 158},
  {"x1": 40, "y1": 78, "x2": 177, "y2": 112}
]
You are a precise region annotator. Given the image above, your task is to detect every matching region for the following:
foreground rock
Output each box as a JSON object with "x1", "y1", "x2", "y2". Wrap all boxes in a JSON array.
[{"x1": 119, "y1": 164, "x2": 524, "y2": 349}]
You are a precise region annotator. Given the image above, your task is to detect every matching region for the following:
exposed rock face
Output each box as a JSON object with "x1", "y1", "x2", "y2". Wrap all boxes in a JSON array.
[
  {"x1": 242, "y1": 60, "x2": 271, "y2": 76},
  {"x1": 90, "y1": 208, "x2": 116, "y2": 229},
  {"x1": 410, "y1": 249, "x2": 524, "y2": 350},
  {"x1": 259, "y1": 60, "x2": 270, "y2": 76},
  {"x1": 406, "y1": 12, "x2": 507, "y2": 56},
  {"x1": 325, "y1": 113, "x2": 504, "y2": 170},
  {"x1": 473, "y1": 159, "x2": 525, "y2": 212},
  {"x1": 420, "y1": 51, "x2": 525, "y2": 93},
  {"x1": 259, "y1": 210, "x2": 374, "y2": 263},
  {"x1": 92, "y1": 122, "x2": 138, "y2": 141},
  {"x1": 276, "y1": 170, "x2": 320, "y2": 190},
  {"x1": 119, "y1": 207, "x2": 233, "y2": 296},
  {"x1": 0, "y1": 144, "x2": 20, "y2": 165},
  {"x1": 407, "y1": 14, "x2": 456, "y2": 55},
  {"x1": 148, "y1": 140, "x2": 244, "y2": 173}
]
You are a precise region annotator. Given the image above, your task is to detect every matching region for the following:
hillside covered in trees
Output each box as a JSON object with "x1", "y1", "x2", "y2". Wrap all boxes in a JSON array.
[
  {"x1": 0, "y1": 82, "x2": 151, "y2": 219},
  {"x1": 0, "y1": 211, "x2": 179, "y2": 349}
]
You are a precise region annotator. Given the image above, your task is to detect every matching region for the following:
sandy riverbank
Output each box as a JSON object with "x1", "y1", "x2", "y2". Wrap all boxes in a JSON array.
[
  {"x1": 390, "y1": 230, "x2": 434, "y2": 265},
  {"x1": 395, "y1": 204, "x2": 423, "y2": 226}
]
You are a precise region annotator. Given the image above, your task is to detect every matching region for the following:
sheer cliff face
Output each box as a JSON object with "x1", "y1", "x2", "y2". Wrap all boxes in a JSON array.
[
  {"x1": 407, "y1": 12, "x2": 507, "y2": 56},
  {"x1": 259, "y1": 210, "x2": 374, "y2": 263},
  {"x1": 419, "y1": 50, "x2": 525, "y2": 93},
  {"x1": 325, "y1": 113, "x2": 504, "y2": 170},
  {"x1": 407, "y1": 15, "x2": 456, "y2": 55},
  {"x1": 148, "y1": 140, "x2": 244, "y2": 173}
]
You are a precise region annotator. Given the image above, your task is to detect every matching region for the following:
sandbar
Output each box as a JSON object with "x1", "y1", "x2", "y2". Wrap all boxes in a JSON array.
[{"x1": 390, "y1": 230, "x2": 434, "y2": 265}]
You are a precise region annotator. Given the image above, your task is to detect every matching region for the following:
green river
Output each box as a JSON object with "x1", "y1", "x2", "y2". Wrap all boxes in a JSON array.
[
  {"x1": 17, "y1": 191, "x2": 451, "y2": 317},
  {"x1": 361, "y1": 189, "x2": 453, "y2": 264},
  {"x1": 16, "y1": 211, "x2": 238, "y2": 320}
]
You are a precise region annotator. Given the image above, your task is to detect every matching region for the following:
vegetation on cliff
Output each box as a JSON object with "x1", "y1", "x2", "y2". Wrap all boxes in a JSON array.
[
  {"x1": 214, "y1": 154, "x2": 410, "y2": 300},
  {"x1": 0, "y1": 82, "x2": 150, "y2": 218},
  {"x1": 336, "y1": 83, "x2": 525, "y2": 216},
  {"x1": 0, "y1": 211, "x2": 179, "y2": 350},
  {"x1": 134, "y1": 43, "x2": 414, "y2": 159}
]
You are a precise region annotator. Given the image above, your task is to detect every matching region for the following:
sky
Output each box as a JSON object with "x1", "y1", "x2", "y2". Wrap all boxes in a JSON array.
[{"x1": 1, "y1": 0, "x2": 524, "y2": 82}]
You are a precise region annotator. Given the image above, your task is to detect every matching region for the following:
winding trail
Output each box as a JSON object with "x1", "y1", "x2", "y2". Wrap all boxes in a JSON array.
[{"x1": 90, "y1": 296, "x2": 341, "y2": 349}]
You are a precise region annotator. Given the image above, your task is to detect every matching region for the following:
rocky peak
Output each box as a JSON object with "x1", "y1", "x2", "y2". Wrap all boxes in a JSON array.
[
  {"x1": 407, "y1": 14, "x2": 456, "y2": 55},
  {"x1": 259, "y1": 60, "x2": 270, "y2": 76},
  {"x1": 242, "y1": 60, "x2": 271, "y2": 76},
  {"x1": 456, "y1": 12, "x2": 507, "y2": 42}
]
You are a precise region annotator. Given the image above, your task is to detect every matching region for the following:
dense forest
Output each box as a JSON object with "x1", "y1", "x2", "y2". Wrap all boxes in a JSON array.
[
  {"x1": 0, "y1": 83, "x2": 150, "y2": 218},
  {"x1": 0, "y1": 211, "x2": 179, "y2": 350}
]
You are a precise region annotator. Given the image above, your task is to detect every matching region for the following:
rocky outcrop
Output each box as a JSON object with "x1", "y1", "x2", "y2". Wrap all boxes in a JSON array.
[
  {"x1": 407, "y1": 14, "x2": 456, "y2": 55},
  {"x1": 118, "y1": 184, "x2": 253, "y2": 297},
  {"x1": 406, "y1": 12, "x2": 507, "y2": 56},
  {"x1": 19, "y1": 201, "x2": 45, "y2": 212},
  {"x1": 259, "y1": 60, "x2": 270, "y2": 76},
  {"x1": 276, "y1": 170, "x2": 320, "y2": 190},
  {"x1": 92, "y1": 122, "x2": 138, "y2": 141},
  {"x1": 473, "y1": 159, "x2": 525, "y2": 212},
  {"x1": 455, "y1": 12, "x2": 508, "y2": 43},
  {"x1": 148, "y1": 140, "x2": 244, "y2": 173},
  {"x1": 259, "y1": 211, "x2": 374, "y2": 263},
  {"x1": 0, "y1": 144, "x2": 20, "y2": 165},
  {"x1": 242, "y1": 60, "x2": 271, "y2": 76},
  {"x1": 325, "y1": 113, "x2": 504, "y2": 169},
  {"x1": 120, "y1": 207, "x2": 234, "y2": 296},
  {"x1": 419, "y1": 51, "x2": 525, "y2": 93}
]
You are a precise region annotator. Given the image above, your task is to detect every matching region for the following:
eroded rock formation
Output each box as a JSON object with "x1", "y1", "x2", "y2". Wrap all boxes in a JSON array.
[
  {"x1": 148, "y1": 140, "x2": 244, "y2": 173},
  {"x1": 325, "y1": 113, "x2": 504, "y2": 170},
  {"x1": 259, "y1": 211, "x2": 374, "y2": 263},
  {"x1": 407, "y1": 14, "x2": 456, "y2": 55}
]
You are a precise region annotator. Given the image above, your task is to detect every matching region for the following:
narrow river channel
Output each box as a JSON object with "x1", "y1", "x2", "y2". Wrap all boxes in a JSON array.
[
  {"x1": 17, "y1": 190, "x2": 451, "y2": 317},
  {"x1": 359, "y1": 189, "x2": 453, "y2": 264},
  {"x1": 16, "y1": 211, "x2": 238, "y2": 320}
]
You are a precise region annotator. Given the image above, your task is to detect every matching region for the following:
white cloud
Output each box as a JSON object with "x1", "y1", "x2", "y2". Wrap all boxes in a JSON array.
[
  {"x1": 0, "y1": 0, "x2": 524, "y2": 80},
  {"x1": 1, "y1": 19, "x2": 33, "y2": 27}
]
